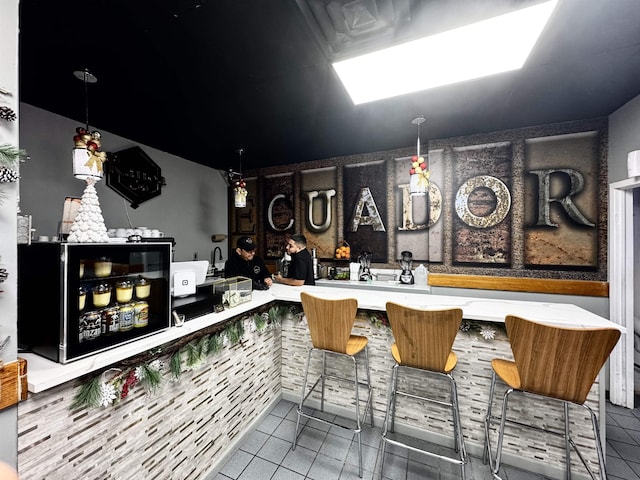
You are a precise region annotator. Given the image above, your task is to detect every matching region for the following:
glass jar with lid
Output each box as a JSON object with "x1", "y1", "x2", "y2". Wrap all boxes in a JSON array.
[
  {"x1": 115, "y1": 280, "x2": 133, "y2": 303},
  {"x1": 94, "y1": 257, "x2": 112, "y2": 277},
  {"x1": 78, "y1": 286, "x2": 87, "y2": 311},
  {"x1": 92, "y1": 283, "x2": 112, "y2": 308},
  {"x1": 135, "y1": 277, "x2": 151, "y2": 299}
]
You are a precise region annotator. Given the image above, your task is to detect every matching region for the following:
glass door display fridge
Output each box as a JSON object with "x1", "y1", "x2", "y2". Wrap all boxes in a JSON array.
[{"x1": 18, "y1": 242, "x2": 171, "y2": 363}]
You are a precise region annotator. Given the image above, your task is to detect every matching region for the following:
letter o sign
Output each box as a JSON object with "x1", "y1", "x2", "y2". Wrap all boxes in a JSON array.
[{"x1": 455, "y1": 175, "x2": 511, "y2": 228}]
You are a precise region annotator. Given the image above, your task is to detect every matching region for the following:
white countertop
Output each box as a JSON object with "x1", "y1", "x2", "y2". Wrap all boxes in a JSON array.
[
  {"x1": 315, "y1": 278, "x2": 431, "y2": 294},
  {"x1": 23, "y1": 291, "x2": 275, "y2": 393},
  {"x1": 23, "y1": 283, "x2": 621, "y2": 393},
  {"x1": 270, "y1": 284, "x2": 620, "y2": 330}
]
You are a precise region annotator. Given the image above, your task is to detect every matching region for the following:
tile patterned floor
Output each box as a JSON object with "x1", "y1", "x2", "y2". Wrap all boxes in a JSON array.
[{"x1": 215, "y1": 399, "x2": 640, "y2": 480}]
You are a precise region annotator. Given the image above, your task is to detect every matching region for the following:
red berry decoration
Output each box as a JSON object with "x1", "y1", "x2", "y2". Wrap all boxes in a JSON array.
[
  {"x1": 420, "y1": 162, "x2": 427, "y2": 169},
  {"x1": 410, "y1": 168, "x2": 416, "y2": 174}
]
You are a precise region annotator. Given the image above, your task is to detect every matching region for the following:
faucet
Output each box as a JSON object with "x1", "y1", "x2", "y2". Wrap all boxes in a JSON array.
[{"x1": 212, "y1": 247, "x2": 224, "y2": 276}]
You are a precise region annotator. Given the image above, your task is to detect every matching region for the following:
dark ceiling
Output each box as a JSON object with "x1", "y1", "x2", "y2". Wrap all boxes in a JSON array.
[{"x1": 18, "y1": 0, "x2": 640, "y2": 172}]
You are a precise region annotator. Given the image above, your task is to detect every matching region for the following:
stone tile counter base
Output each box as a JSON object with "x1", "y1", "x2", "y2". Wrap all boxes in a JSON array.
[{"x1": 17, "y1": 324, "x2": 281, "y2": 480}]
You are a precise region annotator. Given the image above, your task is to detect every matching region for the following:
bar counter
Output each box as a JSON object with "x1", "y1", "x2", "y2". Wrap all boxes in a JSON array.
[{"x1": 18, "y1": 283, "x2": 620, "y2": 479}]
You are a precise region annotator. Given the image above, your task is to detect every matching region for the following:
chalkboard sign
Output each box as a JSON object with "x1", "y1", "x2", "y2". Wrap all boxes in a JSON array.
[{"x1": 106, "y1": 146, "x2": 165, "y2": 208}]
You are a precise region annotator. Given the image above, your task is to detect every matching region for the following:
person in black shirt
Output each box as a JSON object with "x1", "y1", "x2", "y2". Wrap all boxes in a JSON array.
[
  {"x1": 224, "y1": 236, "x2": 273, "y2": 290},
  {"x1": 274, "y1": 234, "x2": 315, "y2": 286}
]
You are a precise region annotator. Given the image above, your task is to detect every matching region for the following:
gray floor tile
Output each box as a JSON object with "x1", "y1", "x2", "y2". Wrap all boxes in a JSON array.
[
  {"x1": 359, "y1": 425, "x2": 383, "y2": 449},
  {"x1": 295, "y1": 424, "x2": 328, "y2": 452},
  {"x1": 607, "y1": 424, "x2": 638, "y2": 444},
  {"x1": 270, "y1": 400, "x2": 296, "y2": 418},
  {"x1": 218, "y1": 398, "x2": 640, "y2": 480},
  {"x1": 272, "y1": 418, "x2": 297, "y2": 443},
  {"x1": 281, "y1": 444, "x2": 317, "y2": 476},
  {"x1": 257, "y1": 414, "x2": 284, "y2": 435},
  {"x1": 406, "y1": 459, "x2": 439, "y2": 480},
  {"x1": 607, "y1": 440, "x2": 622, "y2": 458},
  {"x1": 256, "y1": 435, "x2": 293, "y2": 464},
  {"x1": 610, "y1": 413, "x2": 640, "y2": 433},
  {"x1": 320, "y1": 433, "x2": 353, "y2": 462},
  {"x1": 379, "y1": 451, "x2": 409, "y2": 480},
  {"x1": 339, "y1": 460, "x2": 376, "y2": 480},
  {"x1": 271, "y1": 466, "x2": 305, "y2": 480},
  {"x1": 466, "y1": 455, "x2": 494, "y2": 480},
  {"x1": 345, "y1": 442, "x2": 379, "y2": 471},
  {"x1": 219, "y1": 449, "x2": 254, "y2": 479},
  {"x1": 609, "y1": 439, "x2": 640, "y2": 461},
  {"x1": 606, "y1": 456, "x2": 640, "y2": 480},
  {"x1": 237, "y1": 456, "x2": 278, "y2": 480},
  {"x1": 307, "y1": 452, "x2": 344, "y2": 480},
  {"x1": 629, "y1": 460, "x2": 640, "y2": 478},
  {"x1": 239, "y1": 429, "x2": 270, "y2": 455}
]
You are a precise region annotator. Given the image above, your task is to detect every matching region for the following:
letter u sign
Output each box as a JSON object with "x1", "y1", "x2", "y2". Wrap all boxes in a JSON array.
[{"x1": 304, "y1": 189, "x2": 336, "y2": 232}]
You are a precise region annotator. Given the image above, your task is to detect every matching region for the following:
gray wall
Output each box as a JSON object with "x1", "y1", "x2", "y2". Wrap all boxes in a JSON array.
[
  {"x1": 19, "y1": 104, "x2": 229, "y2": 263},
  {"x1": 609, "y1": 94, "x2": 640, "y2": 183}
]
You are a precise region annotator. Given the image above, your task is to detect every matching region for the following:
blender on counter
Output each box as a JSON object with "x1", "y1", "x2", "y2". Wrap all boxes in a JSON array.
[
  {"x1": 357, "y1": 251, "x2": 373, "y2": 282},
  {"x1": 399, "y1": 251, "x2": 414, "y2": 285}
]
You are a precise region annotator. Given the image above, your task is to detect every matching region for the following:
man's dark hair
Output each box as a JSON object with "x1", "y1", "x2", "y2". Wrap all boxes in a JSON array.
[{"x1": 290, "y1": 234, "x2": 307, "y2": 247}]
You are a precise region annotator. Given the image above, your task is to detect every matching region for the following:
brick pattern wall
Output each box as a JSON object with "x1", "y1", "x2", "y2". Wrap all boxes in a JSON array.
[{"x1": 17, "y1": 320, "x2": 281, "y2": 480}]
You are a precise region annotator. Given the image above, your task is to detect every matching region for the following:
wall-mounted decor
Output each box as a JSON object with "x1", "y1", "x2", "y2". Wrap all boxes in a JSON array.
[
  {"x1": 524, "y1": 132, "x2": 598, "y2": 268},
  {"x1": 452, "y1": 143, "x2": 513, "y2": 266},
  {"x1": 106, "y1": 146, "x2": 165, "y2": 209},
  {"x1": 301, "y1": 166, "x2": 337, "y2": 258},
  {"x1": 241, "y1": 118, "x2": 608, "y2": 282},
  {"x1": 343, "y1": 160, "x2": 388, "y2": 263},
  {"x1": 263, "y1": 173, "x2": 295, "y2": 258},
  {"x1": 394, "y1": 151, "x2": 444, "y2": 263}
]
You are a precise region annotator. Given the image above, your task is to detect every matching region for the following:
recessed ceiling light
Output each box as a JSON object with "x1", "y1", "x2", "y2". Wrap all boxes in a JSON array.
[{"x1": 333, "y1": 0, "x2": 558, "y2": 105}]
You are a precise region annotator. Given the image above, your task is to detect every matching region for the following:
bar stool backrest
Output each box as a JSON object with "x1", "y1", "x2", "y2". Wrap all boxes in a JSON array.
[
  {"x1": 505, "y1": 315, "x2": 621, "y2": 404},
  {"x1": 386, "y1": 302, "x2": 463, "y2": 372},
  {"x1": 301, "y1": 292, "x2": 358, "y2": 354}
]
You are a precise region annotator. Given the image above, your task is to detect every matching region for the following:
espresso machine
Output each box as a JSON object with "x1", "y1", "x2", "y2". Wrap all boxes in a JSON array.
[
  {"x1": 399, "y1": 250, "x2": 414, "y2": 285},
  {"x1": 358, "y1": 251, "x2": 373, "y2": 281}
]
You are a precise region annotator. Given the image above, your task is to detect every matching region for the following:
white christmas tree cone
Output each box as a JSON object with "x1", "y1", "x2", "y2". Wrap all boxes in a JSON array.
[{"x1": 67, "y1": 180, "x2": 109, "y2": 243}]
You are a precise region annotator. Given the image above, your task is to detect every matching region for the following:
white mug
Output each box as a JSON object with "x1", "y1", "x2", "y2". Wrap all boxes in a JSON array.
[
  {"x1": 116, "y1": 228, "x2": 127, "y2": 238},
  {"x1": 38, "y1": 235, "x2": 49, "y2": 242}
]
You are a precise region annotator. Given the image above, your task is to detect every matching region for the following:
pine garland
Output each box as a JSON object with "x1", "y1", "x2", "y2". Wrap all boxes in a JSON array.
[
  {"x1": 206, "y1": 333, "x2": 223, "y2": 355},
  {"x1": 70, "y1": 376, "x2": 102, "y2": 409},
  {"x1": 138, "y1": 361, "x2": 163, "y2": 393},
  {"x1": 169, "y1": 351, "x2": 182, "y2": 379},
  {"x1": 71, "y1": 311, "x2": 270, "y2": 409},
  {"x1": 253, "y1": 313, "x2": 267, "y2": 332},
  {"x1": 0, "y1": 143, "x2": 27, "y2": 168}
]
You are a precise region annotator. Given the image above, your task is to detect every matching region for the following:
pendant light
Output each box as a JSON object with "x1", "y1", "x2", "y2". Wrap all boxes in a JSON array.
[
  {"x1": 71, "y1": 69, "x2": 106, "y2": 182},
  {"x1": 229, "y1": 148, "x2": 247, "y2": 208},
  {"x1": 409, "y1": 115, "x2": 430, "y2": 196}
]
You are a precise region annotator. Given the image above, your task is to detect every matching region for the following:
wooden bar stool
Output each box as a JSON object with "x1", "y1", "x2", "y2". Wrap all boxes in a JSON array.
[
  {"x1": 380, "y1": 302, "x2": 467, "y2": 479},
  {"x1": 483, "y1": 315, "x2": 621, "y2": 480},
  {"x1": 292, "y1": 292, "x2": 374, "y2": 478}
]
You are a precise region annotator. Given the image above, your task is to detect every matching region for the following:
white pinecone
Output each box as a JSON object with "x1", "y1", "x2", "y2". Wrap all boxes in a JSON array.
[{"x1": 0, "y1": 167, "x2": 18, "y2": 183}]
